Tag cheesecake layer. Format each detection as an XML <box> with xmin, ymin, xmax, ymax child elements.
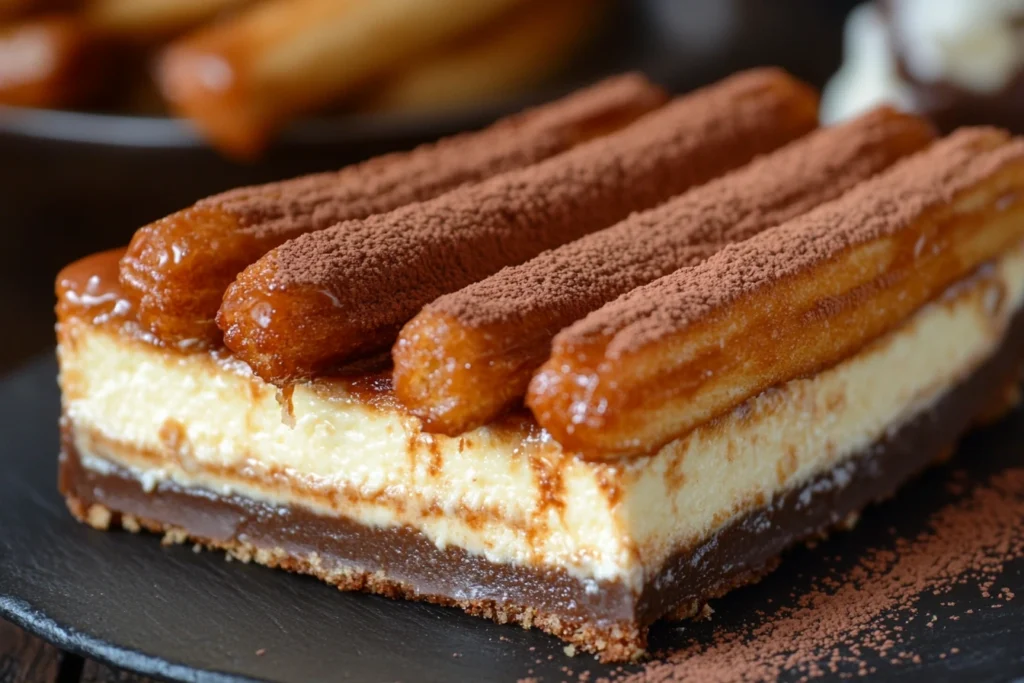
<box><xmin>60</xmin><ymin>287</ymin><xmax>1024</xmax><ymax>659</ymax></box>
<box><xmin>58</xmin><ymin>243</ymin><xmax>1024</xmax><ymax>591</ymax></box>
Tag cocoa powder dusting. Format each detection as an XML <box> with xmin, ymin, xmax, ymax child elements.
<box><xmin>426</xmin><ymin>107</ymin><xmax>934</xmax><ymax>334</ymax></box>
<box><xmin>201</xmin><ymin>73</ymin><xmax>666</xmax><ymax>241</ymax></box>
<box><xmin>219</xmin><ymin>69</ymin><xmax>820</xmax><ymax>380</ymax></box>
<box><xmin>605</xmin><ymin>468</ymin><xmax>1024</xmax><ymax>682</ymax></box>
<box><xmin>260</xmin><ymin>68</ymin><xmax>815</xmax><ymax>345</ymax></box>
<box><xmin>564</xmin><ymin>128</ymin><xmax>1024</xmax><ymax>356</ymax></box>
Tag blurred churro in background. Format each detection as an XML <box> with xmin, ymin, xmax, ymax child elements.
<box><xmin>85</xmin><ymin>0</ymin><xmax>254</xmax><ymax>41</ymax></box>
<box><xmin>0</xmin><ymin>0</ymin><xmax>71</xmax><ymax>20</ymax></box>
<box><xmin>159</xmin><ymin>0</ymin><xmax>539</xmax><ymax>157</ymax></box>
<box><xmin>0</xmin><ymin>0</ymin><xmax>39</xmax><ymax>19</ymax></box>
<box><xmin>0</xmin><ymin>0</ymin><xmax>607</xmax><ymax>157</ymax></box>
<box><xmin>362</xmin><ymin>0</ymin><xmax>601</xmax><ymax>114</ymax></box>
<box><xmin>0</xmin><ymin>15</ymin><xmax>108</xmax><ymax>108</ymax></box>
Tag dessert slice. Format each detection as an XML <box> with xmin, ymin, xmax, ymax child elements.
<box><xmin>56</xmin><ymin>73</ymin><xmax>1024</xmax><ymax>663</ymax></box>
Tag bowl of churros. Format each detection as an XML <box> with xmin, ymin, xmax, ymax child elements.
<box><xmin>0</xmin><ymin>0</ymin><xmax>858</xmax><ymax>263</ymax></box>
<box><xmin>0</xmin><ymin>0</ymin><xmax>685</xmax><ymax>240</ymax></box>
<box><xmin>0</xmin><ymin>0</ymin><xmax>631</xmax><ymax>156</ymax></box>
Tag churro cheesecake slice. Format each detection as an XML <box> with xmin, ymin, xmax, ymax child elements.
<box><xmin>56</xmin><ymin>70</ymin><xmax>1024</xmax><ymax>662</ymax></box>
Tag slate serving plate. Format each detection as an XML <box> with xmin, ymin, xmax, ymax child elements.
<box><xmin>1</xmin><ymin>354</ymin><xmax>1023</xmax><ymax>682</ymax></box>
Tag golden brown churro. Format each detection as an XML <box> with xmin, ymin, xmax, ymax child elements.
<box><xmin>0</xmin><ymin>0</ymin><xmax>40</xmax><ymax>19</ymax></box>
<box><xmin>393</xmin><ymin>108</ymin><xmax>937</xmax><ymax>435</ymax></box>
<box><xmin>157</xmin><ymin>0</ymin><xmax>531</xmax><ymax>157</ymax></box>
<box><xmin>216</xmin><ymin>69</ymin><xmax>820</xmax><ymax>384</ymax></box>
<box><xmin>363</xmin><ymin>0</ymin><xmax>599</xmax><ymax>113</ymax></box>
<box><xmin>85</xmin><ymin>0</ymin><xmax>253</xmax><ymax>40</ymax></box>
<box><xmin>0</xmin><ymin>15</ymin><xmax>106</xmax><ymax>107</ymax></box>
<box><xmin>528</xmin><ymin>129</ymin><xmax>1024</xmax><ymax>459</ymax></box>
<box><xmin>118</xmin><ymin>73</ymin><xmax>666</xmax><ymax>346</ymax></box>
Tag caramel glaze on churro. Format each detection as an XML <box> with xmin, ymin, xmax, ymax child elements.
<box><xmin>118</xmin><ymin>73</ymin><xmax>667</xmax><ymax>347</ymax></box>
<box><xmin>393</xmin><ymin>107</ymin><xmax>937</xmax><ymax>435</ymax></box>
<box><xmin>529</xmin><ymin>128</ymin><xmax>1024</xmax><ymax>459</ymax></box>
<box><xmin>217</xmin><ymin>68</ymin><xmax>820</xmax><ymax>384</ymax></box>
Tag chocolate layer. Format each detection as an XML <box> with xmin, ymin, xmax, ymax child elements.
<box><xmin>59</xmin><ymin>305</ymin><xmax>1024</xmax><ymax>655</ymax></box>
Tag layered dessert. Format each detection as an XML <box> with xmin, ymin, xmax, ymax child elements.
<box><xmin>56</xmin><ymin>68</ymin><xmax>1024</xmax><ymax>661</ymax></box>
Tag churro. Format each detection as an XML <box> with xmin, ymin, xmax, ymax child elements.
<box><xmin>393</xmin><ymin>108</ymin><xmax>937</xmax><ymax>434</ymax></box>
<box><xmin>363</xmin><ymin>0</ymin><xmax>599</xmax><ymax>113</ymax></box>
<box><xmin>529</xmin><ymin>128</ymin><xmax>1024</xmax><ymax>459</ymax></box>
<box><xmin>120</xmin><ymin>73</ymin><xmax>666</xmax><ymax>346</ymax></box>
<box><xmin>0</xmin><ymin>15</ymin><xmax>106</xmax><ymax>107</ymax></box>
<box><xmin>218</xmin><ymin>68</ymin><xmax>820</xmax><ymax>384</ymax></box>
<box><xmin>85</xmin><ymin>0</ymin><xmax>253</xmax><ymax>40</ymax></box>
<box><xmin>157</xmin><ymin>0</ymin><xmax>531</xmax><ymax>157</ymax></box>
<box><xmin>0</xmin><ymin>0</ymin><xmax>40</xmax><ymax>19</ymax></box>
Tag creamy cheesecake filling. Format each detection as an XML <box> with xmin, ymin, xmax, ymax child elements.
<box><xmin>57</xmin><ymin>243</ymin><xmax>1024</xmax><ymax>591</ymax></box>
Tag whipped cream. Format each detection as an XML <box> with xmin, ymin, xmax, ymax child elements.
<box><xmin>822</xmin><ymin>0</ymin><xmax>1024</xmax><ymax>123</ymax></box>
<box><xmin>892</xmin><ymin>0</ymin><xmax>1024</xmax><ymax>93</ymax></box>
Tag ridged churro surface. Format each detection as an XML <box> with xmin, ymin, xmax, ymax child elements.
<box><xmin>0</xmin><ymin>16</ymin><xmax>107</xmax><ymax>108</ymax></box>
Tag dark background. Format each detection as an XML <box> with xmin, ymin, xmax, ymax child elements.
<box><xmin>0</xmin><ymin>0</ymin><xmax>859</xmax><ymax>375</ymax></box>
